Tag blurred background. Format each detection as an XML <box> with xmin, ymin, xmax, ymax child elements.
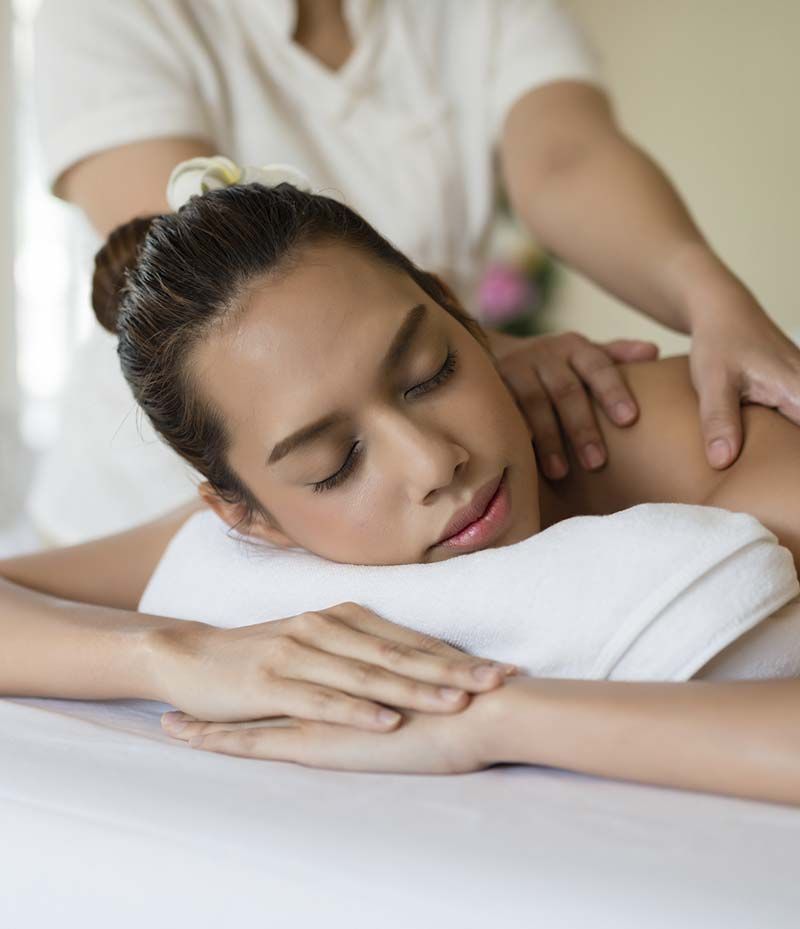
<box><xmin>0</xmin><ymin>0</ymin><xmax>798</xmax><ymax>551</ymax></box>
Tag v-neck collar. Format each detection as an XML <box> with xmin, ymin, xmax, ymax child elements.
<box><xmin>248</xmin><ymin>0</ymin><xmax>384</xmax><ymax>116</ymax></box>
<box><xmin>259</xmin><ymin>0</ymin><xmax>378</xmax><ymax>77</ymax></box>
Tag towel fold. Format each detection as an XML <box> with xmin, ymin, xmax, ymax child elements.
<box><xmin>139</xmin><ymin>503</ymin><xmax>800</xmax><ymax>682</ymax></box>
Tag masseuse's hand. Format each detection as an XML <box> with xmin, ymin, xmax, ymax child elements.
<box><xmin>153</xmin><ymin>601</ymin><xmax>515</xmax><ymax>730</ymax></box>
<box><xmin>689</xmin><ymin>300</ymin><xmax>800</xmax><ymax>469</ymax></box>
<box><xmin>488</xmin><ymin>329</ymin><xmax>659</xmax><ymax>479</ymax></box>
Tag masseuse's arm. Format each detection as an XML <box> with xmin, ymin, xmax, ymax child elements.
<box><xmin>57</xmin><ymin>137</ymin><xmax>216</xmax><ymax>237</ymax></box>
<box><xmin>501</xmin><ymin>80</ymin><xmax>800</xmax><ymax>472</ymax></box>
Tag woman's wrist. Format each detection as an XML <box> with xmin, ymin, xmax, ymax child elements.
<box><xmin>472</xmin><ymin>675</ymin><xmax>552</xmax><ymax>766</ymax></box>
<box><xmin>141</xmin><ymin>616</ymin><xmax>216</xmax><ymax>703</ymax></box>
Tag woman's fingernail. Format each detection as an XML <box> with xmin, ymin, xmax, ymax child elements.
<box><xmin>167</xmin><ymin>720</ymin><xmax>188</xmax><ymax>733</ymax></box>
<box><xmin>545</xmin><ymin>453</ymin><xmax>567</xmax><ymax>479</ymax></box>
<box><xmin>502</xmin><ymin>664</ymin><xmax>519</xmax><ymax>676</ymax></box>
<box><xmin>377</xmin><ymin>709</ymin><xmax>402</xmax><ymax>726</ymax></box>
<box><xmin>439</xmin><ymin>687</ymin><xmax>466</xmax><ymax>702</ymax></box>
<box><xmin>708</xmin><ymin>438</ymin><xmax>730</xmax><ymax>467</ymax></box>
<box><xmin>473</xmin><ymin>664</ymin><xmax>501</xmax><ymax>683</ymax></box>
<box><xmin>613</xmin><ymin>401</ymin><xmax>635</xmax><ymax>423</ymax></box>
<box><xmin>581</xmin><ymin>443</ymin><xmax>605</xmax><ymax>469</ymax></box>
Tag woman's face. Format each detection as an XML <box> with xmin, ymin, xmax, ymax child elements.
<box><xmin>193</xmin><ymin>242</ymin><xmax>542</xmax><ymax>564</ymax></box>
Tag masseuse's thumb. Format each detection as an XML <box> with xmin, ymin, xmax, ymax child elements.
<box><xmin>697</xmin><ymin>369</ymin><xmax>743</xmax><ymax>469</ymax></box>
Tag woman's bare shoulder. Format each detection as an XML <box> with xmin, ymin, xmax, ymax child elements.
<box><xmin>583</xmin><ymin>354</ymin><xmax>720</xmax><ymax>510</ymax></box>
<box><xmin>0</xmin><ymin>498</ymin><xmax>207</xmax><ymax>612</ymax></box>
<box><xmin>591</xmin><ymin>353</ymin><xmax>800</xmax><ymax>565</ymax></box>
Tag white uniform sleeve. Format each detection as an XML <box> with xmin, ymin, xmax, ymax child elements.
<box><xmin>33</xmin><ymin>0</ymin><xmax>214</xmax><ymax>196</ymax></box>
<box><xmin>489</xmin><ymin>0</ymin><xmax>605</xmax><ymax>142</ymax></box>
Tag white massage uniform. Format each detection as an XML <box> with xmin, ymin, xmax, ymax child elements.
<box><xmin>31</xmin><ymin>0</ymin><xmax>602</xmax><ymax>544</ymax></box>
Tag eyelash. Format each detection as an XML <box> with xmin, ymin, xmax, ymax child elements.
<box><xmin>311</xmin><ymin>348</ymin><xmax>460</xmax><ymax>494</ymax></box>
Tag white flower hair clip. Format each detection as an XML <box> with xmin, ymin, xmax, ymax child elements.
<box><xmin>166</xmin><ymin>155</ymin><xmax>313</xmax><ymax>212</ymax></box>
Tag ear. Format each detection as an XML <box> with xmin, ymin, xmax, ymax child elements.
<box><xmin>197</xmin><ymin>483</ymin><xmax>301</xmax><ymax>550</ymax></box>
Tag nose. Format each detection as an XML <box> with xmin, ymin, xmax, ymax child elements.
<box><xmin>377</xmin><ymin>411</ymin><xmax>469</xmax><ymax>501</ymax></box>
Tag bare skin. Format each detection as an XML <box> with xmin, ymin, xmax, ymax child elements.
<box><xmin>167</xmin><ymin>345</ymin><xmax>800</xmax><ymax>806</ymax></box>
<box><xmin>4</xmin><ymin>240</ymin><xmax>798</xmax><ymax>802</ymax></box>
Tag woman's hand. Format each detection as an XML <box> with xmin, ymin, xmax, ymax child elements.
<box><xmin>487</xmin><ymin>329</ymin><xmax>659</xmax><ymax>479</ymax></box>
<box><xmin>161</xmin><ymin>676</ymin><xmax>512</xmax><ymax>774</ymax></box>
<box><xmin>151</xmin><ymin>601</ymin><xmax>515</xmax><ymax>731</ymax></box>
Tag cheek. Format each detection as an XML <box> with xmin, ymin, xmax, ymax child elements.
<box><xmin>470</xmin><ymin>362</ymin><xmax>528</xmax><ymax>434</ymax></box>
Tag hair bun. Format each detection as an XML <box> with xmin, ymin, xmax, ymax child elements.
<box><xmin>92</xmin><ymin>216</ymin><xmax>156</xmax><ymax>334</ymax></box>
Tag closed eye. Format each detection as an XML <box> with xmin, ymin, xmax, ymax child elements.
<box><xmin>311</xmin><ymin>348</ymin><xmax>460</xmax><ymax>493</ymax></box>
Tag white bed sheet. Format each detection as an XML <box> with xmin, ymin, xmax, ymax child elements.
<box><xmin>1</xmin><ymin>694</ymin><xmax>799</xmax><ymax>928</ymax></box>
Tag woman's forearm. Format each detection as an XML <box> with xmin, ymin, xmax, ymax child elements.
<box><xmin>485</xmin><ymin>676</ymin><xmax>800</xmax><ymax>806</ymax></box>
<box><xmin>0</xmin><ymin>575</ymin><xmax>191</xmax><ymax>701</ymax></box>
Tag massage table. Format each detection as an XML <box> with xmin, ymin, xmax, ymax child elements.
<box><xmin>2</xmin><ymin>692</ymin><xmax>799</xmax><ymax>927</ymax></box>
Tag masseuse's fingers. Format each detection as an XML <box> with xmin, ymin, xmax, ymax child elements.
<box><xmin>535</xmin><ymin>351</ymin><xmax>609</xmax><ymax>473</ymax></box>
<box><xmin>285</xmin><ymin>603</ymin><xmax>515</xmax><ymax>695</ymax></box>
<box><xmin>600</xmin><ymin>338</ymin><xmax>660</xmax><ymax>364</ymax></box>
<box><xmin>695</xmin><ymin>368</ymin><xmax>744</xmax><ymax>470</ymax></box>
<box><xmin>570</xmin><ymin>339</ymin><xmax>656</xmax><ymax>427</ymax></box>
<box><xmin>498</xmin><ymin>356</ymin><xmax>568</xmax><ymax>480</ymax></box>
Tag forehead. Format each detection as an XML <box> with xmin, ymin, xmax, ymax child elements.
<box><xmin>192</xmin><ymin>242</ymin><xmax>430</xmax><ymax>431</ymax></box>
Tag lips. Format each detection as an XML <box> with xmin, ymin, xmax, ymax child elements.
<box><xmin>435</xmin><ymin>471</ymin><xmax>505</xmax><ymax>545</ymax></box>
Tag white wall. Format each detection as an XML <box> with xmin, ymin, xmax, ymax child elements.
<box><xmin>549</xmin><ymin>0</ymin><xmax>800</xmax><ymax>353</ymax></box>
<box><xmin>0</xmin><ymin>0</ymin><xmax>24</xmax><ymax>526</ymax></box>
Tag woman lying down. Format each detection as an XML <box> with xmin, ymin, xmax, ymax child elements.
<box><xmin>2</xmin><ymin>163</ymin><xmax>800</xmax><ymax>807</ymax></box>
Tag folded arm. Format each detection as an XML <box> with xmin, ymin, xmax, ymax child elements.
<box><xmin>170</xmin><ymin>669</ymin><xmax>800</xmax><ymax>807</ymax></box>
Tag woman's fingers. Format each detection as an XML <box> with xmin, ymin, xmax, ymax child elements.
<box><xmin>167</xmin><ymin>671</ymin><xmax>403</xmax><ymax>731</ymax></box>
<box><xmin>320</xmin><ymin>601</ymin><xmax>469</xmax><ymax>659</ymax></box>
<box><xmin>277</xmin><ymin>637</ymin><xmax>478</xmax><ymax>714</ymax></box>
<box><xmin>294</xmin><ymin>603</ymin><xmax>515</xmax><ymax>692</ymax></box>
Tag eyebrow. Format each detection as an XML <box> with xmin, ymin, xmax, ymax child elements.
<box><xmin>266</xmin><ymin>303</ymin><xmax>428</xmax><ymax>467</ymax></box>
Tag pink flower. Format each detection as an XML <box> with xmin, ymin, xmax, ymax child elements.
<box><xmin>478</xmin><ymin>263</ymin><xmax>533</xmax><ymax>323</ymax></box>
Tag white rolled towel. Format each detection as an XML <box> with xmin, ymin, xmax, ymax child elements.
<box><xmin>139</xmin><ymin>503</ymin><xmax>800</xmax><ymax>682</ymax></box>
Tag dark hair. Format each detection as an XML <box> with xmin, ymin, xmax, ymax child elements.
<box><xmin>92</xmin><ymin>182</ymin><xmax>490</xmax><ymax>533</ymax></box>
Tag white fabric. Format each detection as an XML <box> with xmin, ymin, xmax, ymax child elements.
<box><xmin>2</xmin><ymin>690</ymin><xmax>800</xmax><ymax>928</ymax></box>
<box><xmin>139</xmin><ymin>503</ymin><xmax>800</xmax><ymax>682</ymax></box>
<box><xmin>30</xmin><ymin>0</ymin><xmax>602</xmax><ymax>545</ymax></box>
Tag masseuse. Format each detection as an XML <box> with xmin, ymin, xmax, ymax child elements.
<box><xmin>31</xmin><ymin>0</ymin><xmax>800</xmax><ymax>545</ymax></box>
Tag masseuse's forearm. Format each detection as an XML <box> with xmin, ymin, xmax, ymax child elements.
<box><xmin>502</xmin><ymin>90</ymin><xmax>752</xmax><ymax>334</ymax></box>
<box><xmin>487</xmin><ymin>676</ymin><xmax>800</xmax><ymax>806</ymax></box>
<box><xmin>0</xmin><ymin>575</ymin><xmax>189</xmax><ymax>701</ymax></box>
